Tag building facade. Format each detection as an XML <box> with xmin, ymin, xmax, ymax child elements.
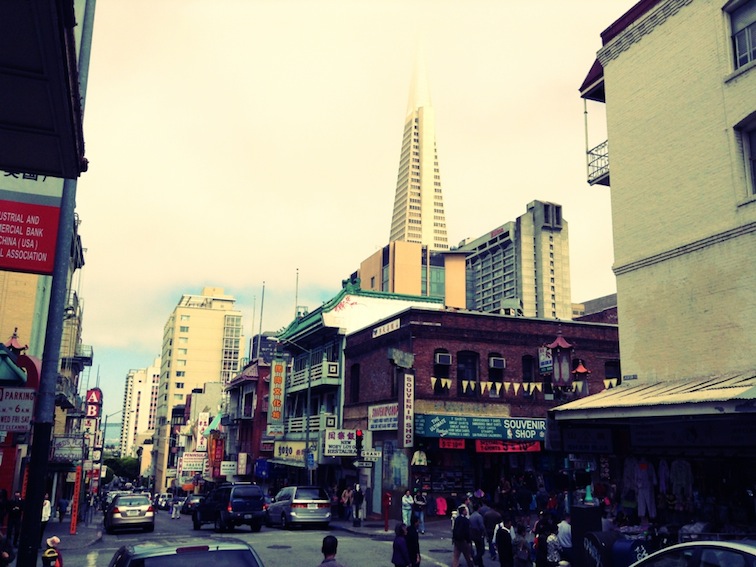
<box><xmin>153</xmin><ymin>287</ymin><xmax>244</xmax><ymax>492</ymax></box>
<box><xmin>458</xmin><ymin>200</ymin><xmax>572</xmax><ymax>319</ymax></box>
<box><xmin>120</xmin><ymin>356</ymin><xmax>160</xmax><ymax>459</ymax></box>
<box><xmin>580</xmin><ymin>0</ymin><xmax>755</xmax><ymax>381</ymax></box>
<box><xmin>389</xmin><ymin>54</ymin><xmax>449</xmax><ymax>251</ymax></box>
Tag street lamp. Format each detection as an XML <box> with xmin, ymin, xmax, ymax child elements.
<box><xmin>270</xmin><ymin>337</ymin><xmax>314</xmax><ymax>484</ymax></box>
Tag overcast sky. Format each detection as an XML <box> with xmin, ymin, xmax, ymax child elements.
<box><xmin>75</xmin><ymin>0</ymin><xmax>635</xmax><ymax>415</ymax></box>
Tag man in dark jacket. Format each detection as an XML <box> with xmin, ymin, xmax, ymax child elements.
<box><xmin>6</xmin><ymin>492</ymin><xmax>23</xmax><ymax>547</ymax></box>
<box><xmin>469</xmin><ymin>503</ymin><xmax>486</xmax><ymax>567</ymax></box>
<box><xmin>406</xmin><ymin>515</ymin><xmax>421</xmax><ymax>567</ymax></box>
<box><xmin>452</xmin><ymin>505</ymin><xmax>474</xmax><ymax>567</ymax></box>
<box><xmin>484</xmin><ymin>505</ymin><xmax>503</xmax><ymax>560</ymax></box>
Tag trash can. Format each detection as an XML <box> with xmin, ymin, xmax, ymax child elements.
<box><xmin>583</xmin><ymin>531</ymin><xmax>621</xmax><ymax>567</ymax></box>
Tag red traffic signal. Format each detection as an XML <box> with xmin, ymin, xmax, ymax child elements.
<box><xmin>355</xmin><ymin>429</ymin><xmax>364</xmax><ymax>457</ymax></box>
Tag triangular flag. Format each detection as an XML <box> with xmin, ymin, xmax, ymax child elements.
<box><xmin>469</xmin><ymin>381</ymin><xmax>476</xmax><ymax>391</ymax></box>
<box><xmin>534</xmin><ymin>383</ymin><xmax>543</xmax><ymax>392</ymax></box>
<box><xmin>443</xmin><ymin>378</ymin><xmax>452</xmax><ymax>389</ymax></box>
<box><xmin>495</xmin><ymin>382</ymin><xmax>503</xmax><ymax>395</ymax></box>
<box><xmin>462</xmin><ymin>380</ymin><xmax>469</xmax><ymax>392</ymax></box>
<box><xmin>573</xmin><ymin>380</ymin><xmax>583</xmax><ymax>393</ymax></box>
<box><xmin>610</xmin><ymin>378</ymin><xmax>618</xmax><ymax>388</ymax></box>
<box><xmin>503</xmin><ymin>382</ymin><xmax>511</xmax><ymax>394</ymax></box>
<box><xmin>431</xmin><ymin>377</ymin><xmax>437</xmax><ymax>389</ymax></box>
<box><xmin>603</xmin><ymin>379</ymin><xmax>611</xmax><ymax>389</ymax></box>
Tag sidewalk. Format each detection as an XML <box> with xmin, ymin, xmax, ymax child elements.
<box><xmin>330</xmin><ymin>513</ymin><xmax>451</xmax><ymax>541</ymax></box>
<box><xmin>42</xmin><ymin>516</ymin><xmax>103</xmax><ymax>552</ymax></box>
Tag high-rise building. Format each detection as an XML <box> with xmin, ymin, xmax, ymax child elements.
<box><xmin>389</xmin><ymin>54</ymin><xmax>449</xmax><ymax>251</ymax></box>
<box><xmin>121</xmin><ymin>356</ymin><xmax>160</xmax><ymax>459</ymax></box>
<box><xmin>458</xmin><ymin>200</ymin><xmax>572</xmax><ymax>319</ymax></box>
<box><xmin>153</xmin><ymin>287</ymin><xmax>244</xmax><ymax>492</ymax></box>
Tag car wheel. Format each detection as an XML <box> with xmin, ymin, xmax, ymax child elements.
<box><xmin>280</xmin><ymin>513</ymin><xmax>289</xmax><ymax>530</ymax></box>
<box><xmin>214</xmin><ymin>517</ymin><xmax>223</xmax><ymax>532</ymax></box>
<box><xmin>144</xmin><ymin>524</ymin><xmax>154</xmax><ymax>533</ymax></box>
<box><xmin>192</xmin><ymin>513</ymin><xmax>201</xmax><ymax>530</ymax></box>
<box><xmin>251</xmin><ymin>521</ymin><xmax>262</xmax><ymax>532</ymax></box>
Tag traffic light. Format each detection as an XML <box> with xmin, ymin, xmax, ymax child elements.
<box><xmin>355</xmin><ymin>429</ymin><xmax>363</xmax><ymax>458</ymax></box>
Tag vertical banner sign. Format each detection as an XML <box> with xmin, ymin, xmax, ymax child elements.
<box><xmin>399</xmin><ymin>373</ymin><xmax>414</xmax><ymax>449</ymax></box>
<box><xmin>538</xmin><ymin>347</ymin><xmax>553</xmax><ymax>375</ymax></box>
<box><xmin>267</xmin><ymin>358</ymin><xmax>286</xmax><ymax>437</ymax></box>
<box><xmin>0</xmin><ymin>174</ymin><xmax>63</xmax><ymax>275</ymax></box>
<box><xmin>196</xmin><ymin>412</ymin><xmax>209</xmax><ymax>452</ymax></box>
<box><xmin>70</xmin><ymin>466</ymin><xmax>82</xmax><ymax>535</ymax></box>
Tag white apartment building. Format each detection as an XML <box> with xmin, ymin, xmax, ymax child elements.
<box><xmin>120</xmin><ymin>356</ymin><xmax>160</xmax><ymax>458</ymax></box>
<box><xmin>153</xmin><ymin>287</ymin><xmax>244</xmax><ymax>492</ymax></box>
<box><xmin>579</xmin><ymin>0</ymin><xmax>756</xmax><ymax>380</ymax></box>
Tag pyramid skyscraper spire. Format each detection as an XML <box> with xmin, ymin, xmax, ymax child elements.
<box><xmin>389</xmin><ymin>51</ymin><xmax>449</xmax><ymax>251</ymax></box>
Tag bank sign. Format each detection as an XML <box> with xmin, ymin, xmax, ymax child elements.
<box><xmin>414</xmin><ymin>414</ymin><xmax>546</xmax><ymax>441</ymax></box>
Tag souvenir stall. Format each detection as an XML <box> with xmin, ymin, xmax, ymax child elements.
<box><xmin>549</xmin><ymin>374</ymin><xmax>756</xmax><ymax>567</ymax></box>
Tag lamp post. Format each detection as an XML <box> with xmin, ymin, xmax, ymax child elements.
<box><xmin>271</xmin><ymin>337</ymin><xmax>314</xmax><ymax>484</ymax></box>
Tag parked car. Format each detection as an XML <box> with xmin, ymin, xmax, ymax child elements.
<box><xmin>192</xmin><ymin>483</ymin><xmax>266</xmax><ymax>532</ymax></box>
<box><xmin>107</xmin><ymin>538</ymin><xmax>265</xmax><ymax>567</ymax></box>
<box><xmin>181</xmin><ymin>494</ymin><xmax>205</xmax><ymax>515</ymax></box>
<box><xmin>156</xmin><ymin>492</ymin><xmax>172</xmax><ymax>510</ymax></box>
<box><xmin>628</xmin><ymin>540</ymin><xmax>756</xmax><ymax>567</ymax></box>
<box><xmin>265</xmin><ymin>485</ymin><xmax>331</xmax><ymax>529</ymax></box>
<box><xmin>102</xmin><ymin>490</ymin><xmax>130</xmax><ymax>513</ymax></box>
<box><xmin>103</xmin><ymin>493</ymin><xmax>155</xmax><ymax>534</ymax></box>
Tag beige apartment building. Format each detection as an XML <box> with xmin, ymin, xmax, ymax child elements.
<box><xmin>153</xmin><ymin>287</ymin><xmax>244</xmax><ymax>492</ymax></box>
<box><xmin>580</xmin><ymin>0</ymin><xmax>755</xmax><ymax>381</ymax></box>
<box><xmin>120</xmin><ymin>356</ymin><xmax>160</xmax><ymax>459</ymax></box>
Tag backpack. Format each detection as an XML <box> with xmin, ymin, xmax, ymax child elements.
<box><xmin>516</xmin><ymin>539</ymin><xmax>530</xmax><ymax>561</ymax></box>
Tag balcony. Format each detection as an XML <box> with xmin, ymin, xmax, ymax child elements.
<box><xmin>286</xmin><ymin>361</ymin><xmax>340</xmax><ymax>392</ymax></box>
<box><xmin>285</xmin><ymin>414</ymin><xmax>322</xmax><ymax>435</ymax></box>
<box><xmin>587</xmin><ymin>140</ymin><xmax>610</xmax><ymax>186</ymax></box>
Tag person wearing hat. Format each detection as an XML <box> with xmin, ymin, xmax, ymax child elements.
<box><xmin>42</xmin><ymin>535</ymin><xmax>63</xmax><ymax>567</ymax></box>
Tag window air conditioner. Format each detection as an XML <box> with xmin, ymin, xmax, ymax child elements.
<box><xmin>435</xmin><ymin>353</ymin><xmax>452</xmax><ymax>365</ymax></box>
<box><xmin>489</xmin><ymin>357</ymin><xmax>506</xmax><ymax>369</ymax></box>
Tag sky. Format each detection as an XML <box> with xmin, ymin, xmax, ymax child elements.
<box><xmin>74</xmin><ymin>0</ymin><xmax>636</xmax><ymax>416</ymax></box>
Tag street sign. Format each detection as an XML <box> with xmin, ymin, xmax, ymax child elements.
<box><xmin>361</xmin><ymin>449</ymin><xmax>382</xmax><ymax>461</ymax></box>
<box><xmin>353</xmin><ymin>460</ymin><xmax>374</xmax><ymax>468</ymax></box>
<box><xmin>306</xmin><ymin>451</ymin><xmax>316</xmax><ymax>470</ymax></box>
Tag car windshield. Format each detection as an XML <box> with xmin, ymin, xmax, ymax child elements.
<box><xmin>133</xmin><ymin>549</ymin><xmax>261</xmax><ymax>567</ymax></box>
<box><xmin>295</xmin><ymin>488</ymin><xmax>328</xmax><ymax>500</ymax></box>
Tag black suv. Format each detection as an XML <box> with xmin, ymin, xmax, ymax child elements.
<box><xmin>192</xmin><ymin>482</ymin><xmax>266</xmax><ymax>532</ymax></box>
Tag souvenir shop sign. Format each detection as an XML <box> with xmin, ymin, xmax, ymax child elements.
<box><xmin>414</xmin><ymin>414</ymin><xmax>546</xmax><ymax>441</ymax></box>
<box><xmin>475</xmin><ymin>440</ymin><xmax>541</xmax><ymax>453</ymax></box>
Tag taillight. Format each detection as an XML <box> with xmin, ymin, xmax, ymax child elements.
<box><xmin>318</xmin><ymin>503</ymin><xmax>329</xmax><ymax>508</ymax></box>
<box><xmin>112</xmin><ymin>507</ymin><xmax>120</xmax><ymax>514</ymax></box>
<box><xmin>291</xmin><ymin>503</ymin><xmax>307</xmax><ymax>509</ymax></box>
<box><xmin>147</xmin><ymin>505</ymin><xmax>155</xmax><ymax>512</ymax></box>
<box><xmin>227</xmin><ymin>501</ymin><xmax>233</xmax><ymax>513</ymax></box>
<box><xmin>263</xmin><ymin>503</ymin><xmax>269</xmax><ymax>511</ymax></box>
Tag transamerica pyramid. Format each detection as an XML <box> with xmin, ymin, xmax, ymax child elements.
<box><xmin>388</xmin><ymin>51</ymin><xmax>449</xmax><ymax>251</ymax></box>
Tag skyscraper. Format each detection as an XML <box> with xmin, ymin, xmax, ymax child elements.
<box><xmin>389</xmin><ymin>53</ymin><xmax>449</xmax><ymax>251</ymax></box>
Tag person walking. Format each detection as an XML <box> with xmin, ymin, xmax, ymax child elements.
<box><xmin>413</xmin><ymin>491</ymin><xmax>427</xmax><ymax>534</ymax></box>
<box><xmin>484</xmin><ymin>505</ymin><xmax>503</xmax><ymax>560</ymax></box>
<box><xmin>341</xmin><ymin>486</ymin><xmax>353</xmax><ymax>521</ymax></box>
<box><xmin>40</xmin><ymin>493</ymin><xmax>52</xmax><ymax>547</ymax></box>
<box><xmin>57</xmin><ymin>496</ymin><xmax>68</xmax><ymax>523</ymax></box>
<box><xmin>512</xmin><ymin>524</ymin><xmax>531</xmax><ymax>567</ymax></box>
<box><xmin>469</xmin><ymin>503</ymin><xmax>486</xmax><ymax>567</ymax></box>
<box><xmin>494</xmin><ymin>516</ymin><xmax>514</xmax><ymax>567</ymax></box>
<box><xmin>406</xmin><ymin>515</ymin><xmax>421</xmax><ymax>567</ymax></box>
<box><xmin>391</xmin><ymin>523</ymin><xmax>411</xmax><ymax>567</ymax></box>
<box><xmin>401</xmin><ymin>489</ymin><xmax>413</xmax><ymax>526</ymax></box>
<box><xmin>557</xmin><ymin>513</ymin><xmax>572</xmax><ymax>566</ymax></box>
<box><xmin>317</xmin><ymin>535</ymin><xmax>347</xmax><ymax>567</ymax></box>
<box><xmin>451</xmin><ymin>504</ymin><xmax>474</xmax><ymax>567</ymax></box>
<box><xmin>170</xmin><ymin>495</ymin><xmax>181</xmax><ymax>519</ymax></box>
<box><xmin>6</xmin><ymin>492</ymin><xmax>22</xmax><ymax>547</ymax></box>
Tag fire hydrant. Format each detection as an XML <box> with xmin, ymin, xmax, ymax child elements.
<box><xmin>382</xmin><ymin>491</ymin><xmax>393</xmax><ymax>532</ymax></box>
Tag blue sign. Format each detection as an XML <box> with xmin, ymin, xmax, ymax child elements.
<box><xmin>414</xmin><ymin>413</ymin><xmax>546</xmax><ymax>441</ymax></box>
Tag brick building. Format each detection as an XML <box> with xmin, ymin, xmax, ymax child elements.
<box><xmin>342</xmin><ymin>306</ymin><xmax>619</xmax><ymax>515</ymax></box>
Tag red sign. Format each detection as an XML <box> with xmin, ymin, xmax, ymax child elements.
<box><xmin>475</xmin><ymin>440</ymin><xmax>541</xmax><ymax>453</ymax></box>
<box><xmin>0</xmin><ymin>200</ymin><xmax>60</xmax><ymax>274</ymax></box>
<box><xmin>439</xmin><ymin>438</ymin><xmax>466</xmax><ymax>449</ymax></box>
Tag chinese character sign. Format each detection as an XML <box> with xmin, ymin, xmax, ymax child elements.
<box><xmin>267</xmin><ymin>358</ymin><xmax>286</xmax><ymax>437</ymax></box>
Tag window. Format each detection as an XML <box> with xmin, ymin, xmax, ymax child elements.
<box><xmin>350</xmin><ymin>364</ymin><xmax>360</xmax><ymax>403</ymax></box>
<box><xmin>731</xmin><ymin>0</ymin><xmax>756</xmax><ymax>69</ymax></box>
<box><xmin>179</xmin><ymin>326</ymin><xmax>189</xmax><ymax>333</ymax></box>
<box><xmin>180</xmin><ymin>315</ymin><xmax>190</xmax><ymax>322</ymax></box>
<box><xmin>456</xmin><ymin>351</ymin><xmax>479</xmax><ymax>397</ymax></box>
<box><xmin>747</xmin><ymin>127</ymin><xmax>756</xmax><ymax>194</ymax></box>
<box><xmin>175</xmin><ymin>382</ymin><xmax>184</xmax><ymax>389</ymax></box>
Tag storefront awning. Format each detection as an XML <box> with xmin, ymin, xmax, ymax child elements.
<box><xmin>268</xmin><ymin>458</ymin><xmax>306</xmax><ymax>468</ymax></box>
<box><xmin>550</xmin><ymin>371</ymin><xmax>756</xmax><ymax>422</ymax></box>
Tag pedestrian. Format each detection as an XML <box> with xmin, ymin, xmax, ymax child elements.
<box><xmin>557</xmin><ymin>513</ymin><xmax>572</xmax><ymax>565</ymax></box>
<box><xmin>546</xmin><ymin>523</ymin><xmax>562</xmax><ymax>567</ymax></box>
<box><xmin>469</xmin><ymin>503</ymin><xmax>486</xmax><ymax>567</ymax></box>
<box><xmin>401</xmin><ymin>489</ymin><xmax>413</xmax><ymax>526</ymax></box>
<box><xmin>57</xmin><ymin>496</ymin><xmax>69</xmax><ymax>523</ymax></box>
<box><xmin>406</xmin><ymin>515</ymin><xmax>421</xmax><ymax>567</ymax></box>
<box><xmin>6</xmin><ymin>492</ymin><xmax>22</xmax><ymax>547</ymax></box>
<box><xmin>40</xmin><ymin>493</ymin><xmax>52</xmax><ymax>547</ymax></box>
<box><xmin>0</xmin><ymin>489</ymin><xmax>7</xmax><ymax>533</ymax></box>
<box><xmin>493</xmin><ymin>516</ymin><xmax>514</xmax><ymax>567</ymax></box>
<box><xmin>317</xmin><ymin>534</ymin><xmax>347</xmax><ymax>567</ymax></box>
<box><xmin>171</xmin><ymin>495</ymin><xmax>181</xmax><ymax>519</ymax></box>
<box><xmin>42</xmin><ymin>535</ymin><xmax>63</xmax><ymax>567</ymax></box>
<box><xmin>451</xmin><ymin>504</ymin><xmax>474</xmax><ymax>567</ymax></box>
<box><xmin>0</xmin><ymin>533</ymin><xmax>14</xmax><ymax>567</ymax></box>
<box><xmin>391</xmin><ymin>523</ymin><xmax>411</xmax><ymax>567</ymax></box>
<box><xmin>341</xmin><ymin>486</ymin><xmax>353</xmax><ymax>521</ymax></box>
<box><xmin>483</xmin><ymin>505</ymin><xmax>503</xmax><ymax>560</ymax></box>
<box><xmin>413</xmin><ymin>490</ymin><xmax>427</xmax><ymax>534</ymax></box>
<box><xmin>513</xmin><ymin>524</ymin><xmax>531</xmax><ymax>567</ymax></box>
